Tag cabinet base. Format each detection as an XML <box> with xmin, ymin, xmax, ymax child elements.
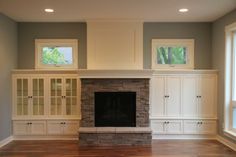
<box><xmin>13</xmin><ymin>135</ymin><xmax>78</xmax><ymax>140</ymax></box>
<box><xmin>152</xmin><ymin>134</ymin><xmax>217</xmax><ymax>139</ymax></box>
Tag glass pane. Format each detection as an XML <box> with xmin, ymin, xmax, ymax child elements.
<box><xmin>17</xmin><ymin>97</ymin><xmax>22</xmax><ymax>115</ymax></box>
<box><xmin>51</xmin><ymin>98</ymin><xmax>56</xmax><ymax>115</ymax></box>
<box><xmin>51</xmin><ymin>79</ymin><xmax>56</xmax><ymax>96</ymax></box>
<box><xmin>66</xmin><ymin>79</ymin><xmax>71</xmax><ymax>96</ymax></box>
<box><xmin>39</xmin><ymin>79</ymin><xmax>44</xmax><ymax>96</ymax></box>
<box><xmin>71</xmin><ymin>98</ymin><xmax>77</xmax><ymax>115</ymax></box>
<box><xmin>33</xmin><ymin>98</ymin><xmax>38</xmax><ymax>115</ymax></box>
<box><xmin>57</xmin><ymin>97</ymin><xmax>62</xmax><ymax>115</ymax></box>
<box><xmin>66</xmin><ymin>98</ymin><xmax>71</xmax><ymax>115</ymax></box>
<box><xmin>23</xmin><ymin>79</ymin><xmax>28</xmax><ymax>96</ymax></box>
<box><xmin>57</xmin><ymin>79</ymin><xmax>62</xmax><ymax>96</ymax></box>
<box><xmin>33</xmin><ymin>79</ymin><xmax>38</xmax><ymax>96</ymax></box>
<box><xmin>157</xmin><ymin>46</ymin><xmax>187</xmax><ymax>65</ymax></box>
<box><xmin>39</xmin><ymin>98</ymin><xmax>44</xmax><ymax>115</ymax></box>
<box><xmin>42</xmin><ymin>47</ymin><xmax>73</xmax><ymax>65</ymax></box>
<box><xmin>72</xmin><ymin>79</ymin><xmax>77</xmax><ymax>96</ymax></box>
<box><xmin>23</xmin><ymin>98</ymin><xmax>28</xmax><ymax>115</ymax></box>
<box><xmin>233</xmin><ymin>108</ymin><xmax>236</xmax><ymax>129</ymax></box>
<box><xmin>17</xmin><ymin>79</ymin><xmax>22</xmax><ymax>96</ymax></box>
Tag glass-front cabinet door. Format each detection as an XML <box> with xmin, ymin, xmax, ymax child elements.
<box><xmin>50</xmin><ymin>78</ymin><xmax>63</xmax><ymax>115</ymax></box>
<box><xmin>16</xmin><ymin>78</ymin><xmax>29</xmax><ymax>116</ymax></box>
<box><xmin>65</xmin><ymin>78</ymin><xmax>78</xmax><ymax>115</ymax></box>
<box><xmin>32</xmin><ymin>78</ymin><xmax>45</xmax><ymax>115</ymax></box>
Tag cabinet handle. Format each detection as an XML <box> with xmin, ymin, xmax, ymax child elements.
<box><xmin>167</xmin><ymin>121</ymin><xmax>169</xmax><ymax>124</ymax></box>
<box><xmin>199</xmin><ymin>96</ymin><xmax>202</xmax><ymax>98</ymax></box>
<box><xmin>60</xmin><ymin>122</ymin><xmax>64</xmax><ymax>124</ymax></box>
<box><xmin>64</xmin><ymin>122</ymin><xmax>66</xmax><ymax>124</ymax></box>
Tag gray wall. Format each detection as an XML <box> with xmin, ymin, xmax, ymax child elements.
<box><xmin>143</xmin><ymin>23</ymin><xmax>212</xmax><ymax>69</ymax></box>
<box><xmin>0</xmin><ymin>14</ymin><xmax>17</xmax><ymax>141</ymax></box>
<box><xmin>18</xmin><ymin>22</ymin><xmax>87</xmax><ymax>69</ymax></box>
<box><xmin>212</xmin><ymin>9</ymin><xmax>236</xmax><ymax>143</ymax></box>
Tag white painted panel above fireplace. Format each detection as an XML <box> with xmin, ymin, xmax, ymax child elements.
<box><xmin>87</xmin><ymin>21</ymin><xmax>143</xmax><ymax>69</ymax></box>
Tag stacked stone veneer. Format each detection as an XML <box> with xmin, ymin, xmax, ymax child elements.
<box><xmin>79</xmin><ymin>79</ymin><xmax>151</xmax><ymax>145</ymax></box>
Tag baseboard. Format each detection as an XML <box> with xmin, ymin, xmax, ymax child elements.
<box><xmin>0</xmin><ymin>136</ymin><xmax>13</xmax><ymax>148</ymax></box>
<box><xmin>13</xmin><ymin>135</ymin><xmax>78</xmax><ymax>140</ymax></box>
<box><xmin>152</xmin><ymin>134</ymin><xmax>217</xmax><ymax>140</ymax></box>
<box><xmin>217</xmin><ymin>135</ymin><xmax>236</xmax><ymax>151</ymax></box>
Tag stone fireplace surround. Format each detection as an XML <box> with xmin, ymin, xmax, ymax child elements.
<box><xmin>78</xmin><ymin>70</ymin><xmax>152</xmax><ymax>145</ymax></box>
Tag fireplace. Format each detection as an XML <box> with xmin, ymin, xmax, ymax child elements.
<box><xmin>79</xmin><ymin>78</ymin><xmax>152</xmax><ymax>145</ymax></box>
<box><xmin>95</xmin><ymin>92</ymin><xmax>136</xmax><ymax>127</ymax></box>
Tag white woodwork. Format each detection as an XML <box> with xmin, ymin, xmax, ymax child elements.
<box><xmin>151</xmin><ymin>77</ymin><xmax>165</xmax><ymax>117</ymax></box>
<box><xmin>182</xmin><ymin>76</ymin><xmax>198</xmax><ymax>117</ymax></box>
<box><xmin>151</xmin><ymin>120</ymin><xmax>183</xmax><ymax>134</ymax></box>
<box><xmin>151</xmin><ymin>120</ymin><xmax>166</xmax><ymax>134</ymax></box>
<box><xmin>87</xmin><ymin>21</ymin><xmax>143</xmax><ymax>69</ymax></box>
<box><xmin>13</xmin><ymin>121</ymin><xmax>46</xmax><ymax>135</ymax></box>
<box><xmin>47</xmin><ymin>120</ymin><xmax>79</xmax><ymax>135</ymax></box>
<box><xmin>166</xmin><ymin>77</ymin><xmax>181</xmax><ymax>117</ymax></box>
<box><xmin>183</xmin><ymin>120</ymin><xmax>216</xmax><ymax>135</ymax></box>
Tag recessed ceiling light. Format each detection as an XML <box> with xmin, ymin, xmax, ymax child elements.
<box><xmin>179</xmin><ymin>8</ymin><xmax>189</xmax><ymax>13</ymax></box>
<box><xmin>44</xmin><ymin>8</ymin><xmax>54</xmax><ymax>13</ymax></box>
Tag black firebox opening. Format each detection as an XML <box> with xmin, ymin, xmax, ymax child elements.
<box><xmin>95</xmin><ymin>92</ymin><xmax>136</xmax><ymax>127</ymax></box>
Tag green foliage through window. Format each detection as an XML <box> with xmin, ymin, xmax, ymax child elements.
<box><xmin>157</xmin><ymin>46</ymin><xmax>187</xmax><ymax>64</ymax></box>
<box><xmin>42</xmin><ymin>47</ymin><xmax>72</xmax><ymax>65</ymax></box>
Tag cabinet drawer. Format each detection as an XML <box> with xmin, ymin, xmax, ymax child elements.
<box><xmin>47</xmin><ymin>120</ymin><xmax>79</xmax><ymax>135</ymax></box>
<box><xmin>183</xmin><ymin>120</ymin><xmax>216</xmax><ymax>135</ymax></box>
<box><xmin>13</xmin><ymin>120</ymin><xmax>46</xmax><ymax>135</ymax></box>
<box><xmin>151</xmin><ymin>120</ymin><xmax>183</xmax><ymax>134</ymax></box>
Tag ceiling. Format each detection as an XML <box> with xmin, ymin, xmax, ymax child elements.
<box><xmin>0</xmin><ymin>0</ymin><xmax>236</xmax><ymax>22</ymax></box>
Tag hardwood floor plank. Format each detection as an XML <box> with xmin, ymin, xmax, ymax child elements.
<box><xmin>0</xmin><ymin>140</ymin><xmax>235</xmax><ymax>157</ymax></box>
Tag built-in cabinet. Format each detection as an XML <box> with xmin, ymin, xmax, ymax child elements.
<box><xmin>12</xmin><ymin>72</ymin><xmax>81</xmax><ymax>139</ymax></box>
<box><xmin>150</xmin><ymin>71</ymin><xmax>217</xmax><ymax>138</ymax></box>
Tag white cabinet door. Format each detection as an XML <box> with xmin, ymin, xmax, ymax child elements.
<box><xmin>183</xmin><ymin>120</ymin><xmax>216</xmax><ymax>135</ymax></box>
<box><xmin>183</xmin><ymin>120</ymin><xmax>198</xmax><ymax>134</ymax></box>
<box><xmin>198</xmin><ymin>121</ymin><xmax>216</xmax><ymax>134</ymax></box>
<box><xmin>63</xmin><ymin>121</ymin><xmax>79</xmax><ymax>135</ymax></box>
<box><xmin>166</xmin><ymin>77</ymin><xmax>181</xmax><ymax>117</ymax></box>
<box><xmin>165</xmin><ymin>120</ymin><xmax>183</xmax><ymax>134</ymax></box>
<box><xmin>151</xmin><ymin>77</ymin><xmax>165</xmax><ymax>117</ymax></box>
<box><xmin>30</xmin><ymin>121</ymin><xmax>46</xmax><ymax>135</ymax></box>
<box><xmin>182</xmin><ymin>76</ymin><xmax>198</xmax><ymax>117</ymax></box>
<box><xmin>13</xmin><ymin>121</ymin><xmax>30</xmax><ymax>135</ymax></box>
<box><xmin>47</xmin><ymin>121</ymin><xmax>64</xmax><ymax>135</ymax></box>
<box><xmin>198</xmin><ymin>76</ymin><xmax>216</xmax><ymax>118</ymax></box>
<box><xmin>151</xmin><ymin>120</ymin><xmax>166</xmax><ymax>134</ymax></box>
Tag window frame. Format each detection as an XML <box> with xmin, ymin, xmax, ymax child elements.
<box><xmin>151</xmin><ymin>39</ymin><xmax>194</xmax><ymax>69</ymax></box>
<box><xmin>35</xmin><ymin>39</ymin><xmax>78</xmax><ymax>70</ymax></box>
<box><xmin>224</xmin><ymin>22</ymin><xmax>236</xmax><ymax>138</ymax></box>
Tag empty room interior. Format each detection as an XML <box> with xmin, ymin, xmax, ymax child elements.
<box><xmin>1</xmin><ymin>0</ymin><xmax>236</xmax><ymax>156</ymax></box>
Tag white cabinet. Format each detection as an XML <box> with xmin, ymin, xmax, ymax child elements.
<box><xmin>183</xmin><ymin>120</ymin><xmax>216</xmax><ymax>135</ymax></box>
<box><xmin>13</xmin><ymin>76</ymin><xmax>46</xmax><ymax>117</ymax></box>
<box><xmin>49</xmin><ymin>77</ymin><xmax>80</xmax><ymax>116</ymax></box>
<box><xmin>47</xmin><ymin>120</ymin><xmax>79</xmax><ymax>135</ymax></box>
<box><xmin>13</xmin><ymin>120</ymin><xmax>46</xmax><ymax>135</ymax></box>
<box><xmin>151</xmin><ymin>120</ymin><xmax>183</xmax><ymax>134</ymax></box>
<box><xmin>151</xmin><ymin>76</ymin><xmax>181</xmax><ymax>117</ymax></box>
<box><xmin>182</xmin><ymin>75</ymin><xmax>217</xmax><ymax>118</ymax></box>
<box><xmin>12</xmin><ymin>72</ymin><xmax>81</xmax><ymax>138</ymax></box>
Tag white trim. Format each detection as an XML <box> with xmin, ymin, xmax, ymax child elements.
<box><xmin>13</xmin><ymin>135</ymin><xmax>78</xmax><ymax>140</ymax></box>
<box><xmin>152</xmin><ymin>39</ymin><xmax>194</xmax><ymax>69</ymax></box>
<box><xmin>217</xmin><ymin>135</ymin><xmax>236</xmax><ymax>151</ymax></box>
<box><xmin>152</xmin><ymin>134</ymin><xmax>217</xmax><ymax>140</ymax></box>
<box><xmin>0</xmin><ymin>136</ymin><xmax>13</xmax><ymax>148</ymax></box>
<box><xmin>35</xmin><ymin>39</ymin><xmax>78</xmax><ymax>70</ymax></box>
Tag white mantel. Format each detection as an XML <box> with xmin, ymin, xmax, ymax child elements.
<box><xmin>78</xmin><ymin>69</ymin><xmax>153</xmax><ymax>78</ymax></box>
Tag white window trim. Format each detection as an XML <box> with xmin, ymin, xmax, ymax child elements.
<box><xmin>224</xmin><ymin>22</ymin><xmax>236</xmax><ymax>136</ymax></box>
<box><xmin>35</xmin><ymin>39</ymin><xmax>78</xmax><ymax>70</ymax></box>
<box><xmin>151</xmin><ymin>39</ymin><xmax>194</xmax><ymax>69</ymax></box>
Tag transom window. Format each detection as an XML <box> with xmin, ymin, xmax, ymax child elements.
<box><xmin>152</xmin><ymin>39</ymin><xmax>194</xmax><ymax>69</ymax></box>
<box><xmin>35</xmin><ymin>39</ymin><xmax>78</xmax><ymax>69</ymax></box>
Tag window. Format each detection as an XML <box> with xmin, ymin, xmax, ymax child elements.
<box><xmin>152</xmin><ymin>39</ymin><xmax>194</xmax><ymax>69</ymax></box>
<box><xmin>35</xmin><ymin>39</ymin><xmax>78</xmax><ymax>69</ymax></box>
<box><xmin>225</xmin><ymin>22</ymin><xmax>236</xmax><ymax>137</ymax></box>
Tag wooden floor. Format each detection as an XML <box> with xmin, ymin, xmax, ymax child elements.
<box><xmin>0</xmin><ymin>140</ymin><xmax>236</xmax><ymax>157</ymax></box>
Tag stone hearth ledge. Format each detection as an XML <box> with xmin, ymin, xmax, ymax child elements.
<box><xmin>79</xmin><ymin>127</ymin><xmax>152</xmax><ymax>134</ymax></box>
